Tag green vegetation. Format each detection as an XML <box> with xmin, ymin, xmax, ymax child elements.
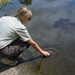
<box><xmin>0</xmin><ymin>0</ymin><xmax>12</xmax><ymax>6</ymax></box>
<box><xmin>19</xmin><ymin>0</ymin><xmax>32</xmax><ymax>5</ymax></box>
<box><xmin>0</xmin><ymin>0</ymin><xmax>32</xmax><ymax>10</ymax></box>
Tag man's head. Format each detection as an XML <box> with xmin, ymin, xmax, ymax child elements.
<box><xmin>16</xmin><ymin>7</ymin><xmax>32</xmax><ymax>24</ymax></box>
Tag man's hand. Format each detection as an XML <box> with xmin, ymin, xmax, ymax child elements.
<box><xmin>27</xmin><ymin>38</ymin><xmax>50</xmax><ymax>57</ymax></box>
<box><xmin>40</xmin><ymin>50</ymin><xmax>50</xmax><ymax>57</ymax></box>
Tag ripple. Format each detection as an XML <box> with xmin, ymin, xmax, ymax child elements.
<box><xmin>44</xmin><ymin>47</ymin><xmax>59</xmax><ymax>57</ymax></box>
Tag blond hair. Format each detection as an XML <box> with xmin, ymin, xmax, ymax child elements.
<box><xmin>16</xmin><ymin>7</ymin><xmax>32</xmax><ymax>20</ymax></box>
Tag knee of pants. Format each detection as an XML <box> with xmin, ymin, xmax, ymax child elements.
<box><xmin>26</xmin><ymin>44</ymin><xmax>30</xmax><ymax>49</ymax></box>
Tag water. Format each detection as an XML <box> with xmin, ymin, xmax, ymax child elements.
<box><xmin>0</xmin><ymin>0</ymin><xmax>75</xmax><ymax>75</ymax></box>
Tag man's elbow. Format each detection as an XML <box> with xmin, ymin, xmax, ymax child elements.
<box><xmin>27</xmin><ymin>39</ymin><xmax>37</xmax><ymax>46</ymax></box>
<box><xmin>30</xmin><ymin>42</ymin><xmax>37</xmax><ymax>46</ymax></box>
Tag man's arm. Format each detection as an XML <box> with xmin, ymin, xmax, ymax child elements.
<box><xmin>27</xmin><ymin>38</ymin><xmax>50</xmax><ymax>57</ymax></box>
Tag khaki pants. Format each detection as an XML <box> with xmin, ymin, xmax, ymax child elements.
<box><xmin>0</xmin><ymin>38</ymin><xmax>30</xmax><ymax>60</ymax></box>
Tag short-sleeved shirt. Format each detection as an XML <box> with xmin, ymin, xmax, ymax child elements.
<box><xmin>0</xmin><ymin>16</ymin><xmax>31</xmax><ymax>49</ymax></box>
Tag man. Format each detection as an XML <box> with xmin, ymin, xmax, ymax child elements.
<box><xmin>0</xmin><ymin>7</ymin><xmax>50</xmax><ymax>66</ymax></box>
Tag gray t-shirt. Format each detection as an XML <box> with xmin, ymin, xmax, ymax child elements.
<box><xmin>0</xmin><ymin>16</ymin><xmax>31</xmax><ymax>49</ymax></box>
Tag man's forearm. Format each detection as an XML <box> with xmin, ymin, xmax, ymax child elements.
<box><xmin>30</xmin><ymin>42</ymin><xmax>44</xmax><ymax>53</ymax></box>
<box><xmin>27</xmin><ymin>38</ymin><xmax>50</xmax><ymax>57</ymax></box>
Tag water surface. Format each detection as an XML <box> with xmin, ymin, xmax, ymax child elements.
<box><xmin>0</xmin><ymin>0</ymin><xmax>75</xmax><ymax>75</ymax></box>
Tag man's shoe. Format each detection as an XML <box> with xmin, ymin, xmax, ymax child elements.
<box><xmin>1</xmin><ymin>58</ymin><xmax>18</xmax><ymax>66</ymax></box>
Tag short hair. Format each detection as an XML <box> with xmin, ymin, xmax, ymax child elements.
<box><xmin>16</xmin><ymin>7</ymin><xmax>32</xmax><ymax>20</ymax></box>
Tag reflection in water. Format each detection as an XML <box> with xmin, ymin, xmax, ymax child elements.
<box><xmin>0</xmin><ymin>0</ymin><xmax>12</xmax><ymax>9</ymax></box>
<box><xmin>0</xmin><ymin>0</ymin><xmax>12</xmax><ymax>5</ymax></box>
<box><xmin>33</xmin><ymin>57</ymin><xmax>44</xmax><ymax>73</ymax></box>
<box><xmin>19</xmin><ymin>0</ymin><xmax>32</xmax><ymax>5</ymax></box>
<box><xmin>33</xmin><ymin>48</ymin><xmax>58</xmax><ymax>73</ymax></box>
<box><xmin>53</xmin><ymin>18</ymin><xmax>75</xmax><ymax>30</ymax></box>
<box><xmin>0</xmin><ymin>0</ymin><xmax>33</xmax><ymax>10</ymax></box>
<box><xmin>0</xmin><ymin>0</ymin><xmax>75</xmax><ymax>75</ymax></box>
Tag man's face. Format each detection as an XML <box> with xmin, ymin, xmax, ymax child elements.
<box><xmin>22</xmin><ymin>17</ymin><xmax>31</xmax><ymax>24</ymax></box>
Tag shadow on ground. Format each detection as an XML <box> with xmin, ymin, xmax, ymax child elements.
<box><xmin>0</xmin><ymin>54</ymin><xmax>46</xmax><ymax>73</ymax></box>
<box><xmin>0</xmin><ymin>48</ymin><xmax>54</xmax><ymax>73</ymax></box>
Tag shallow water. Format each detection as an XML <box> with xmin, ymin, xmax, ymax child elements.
<box><xmin>0</xmin><ymin>0</ymin><xmax>75</xmax><ymax>75</ymax></box>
